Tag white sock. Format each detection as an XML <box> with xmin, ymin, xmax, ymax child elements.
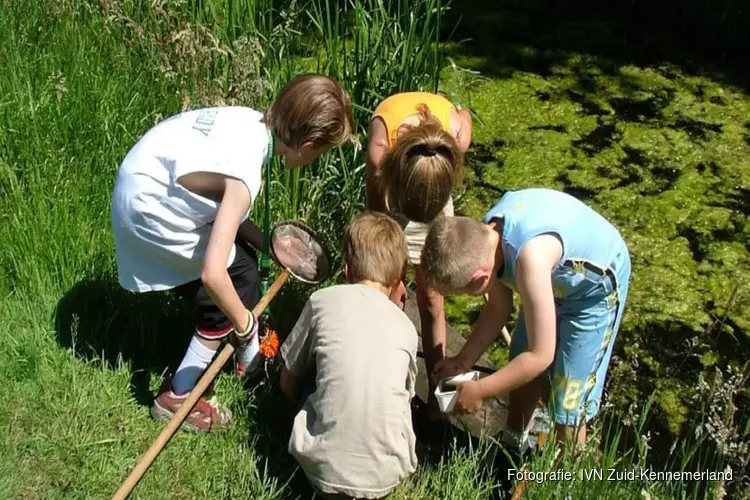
<box><xmin>171</xmin><ymin>336</ymin><xmax>217</xmax><ymax>396</ymax></box>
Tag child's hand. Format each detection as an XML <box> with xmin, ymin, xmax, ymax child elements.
<box><xmin>433</xmin><ymin>356</ymin><xmax>469</xmax><ymax>382</ymax></box>
<box><xmin>453</xmin><ymin>380</ymin><xmax>484</xmax><ymax>415</ymax></box>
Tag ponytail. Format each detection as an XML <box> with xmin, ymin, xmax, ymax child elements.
<box><xmin>380</xmin><ymin>106</ymin><xmax>463</xmax><ymax>223</ymax></box>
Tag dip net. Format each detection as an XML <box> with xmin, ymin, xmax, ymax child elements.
<box><xmin>270</xmin><ymin>221</ymin><xmax>330</xmax><ymax>284</ymax></box>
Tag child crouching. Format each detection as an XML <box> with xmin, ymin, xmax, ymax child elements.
<box><xmin>280</xmin><ymin>212</ymin><xmax>417</xmax><ymax>499</ymax></box>
<box><xmin>111</xmin><ymin>74</ymin><xmax>354</xmax><ymax>432</ymax></box>
<box><xmin>423</xmin><ymin>188</ymin><xmax>631</xmax><ymax>451</ymax></box>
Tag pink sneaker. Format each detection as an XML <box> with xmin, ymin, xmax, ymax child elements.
<box><xmin>150</xmin><ymin>377</ymin><xmax>232</xmax><ymax>432</ymax></box>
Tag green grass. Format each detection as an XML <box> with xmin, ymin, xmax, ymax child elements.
<box><xmin>1</xmin><ymin>0</ymin><xmax>748</xmax><ymax>498</ymax></box>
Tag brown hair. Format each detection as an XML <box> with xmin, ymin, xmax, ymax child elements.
<box><xmin>420</xmin><ymin>216</ymin><xmax>490</xmax><ymax>292</ymax></box>
<box><xmin>264</xmin><ymin>74</ymin><xmax>355</xmax><ymax>149</ymax></box>
<box><xmin>341</xmin><ymin>211</ymin><xmax>407</xmax><ymax>286</ymax></box>
<box><xmin>380</xmin><ymin>107</ymin><xmax>463</xmax><ymax>223</ymax></box>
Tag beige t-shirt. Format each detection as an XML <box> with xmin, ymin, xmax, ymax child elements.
<box><xmin>281</xmin><ymin>283</ymin><xmax>418</xmax><ymax>499</ymax></box>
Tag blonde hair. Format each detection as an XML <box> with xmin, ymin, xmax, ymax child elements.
<box><xmin>264</xmin><ymin>74</ymin><xmax>355</xmax><ymax>149</ymax></box>
<box><xmin>381</xmin><ymin>107</ymin><xmax>463</xmax><ymax>223</ymax></box>
<box><xmin>421</xmin><ymin>216</ymin><xmax>490</xmax><ymax>291</ymax></box>
<box><xmin>341</xmin><ymin>211</ymin><xmax>407</xmax><ymax>286</ymax></box>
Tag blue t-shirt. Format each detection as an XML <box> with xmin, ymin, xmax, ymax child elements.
<box><xmin>483</xmin><ymin>188</ymin><xmax>627</xmax><ymax>295</ymax></box>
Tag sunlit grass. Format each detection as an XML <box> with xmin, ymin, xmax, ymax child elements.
<box><xmin>0</xmin><ymin>0</ymin><xmax>746</xmax><ymax>498</ymax></box>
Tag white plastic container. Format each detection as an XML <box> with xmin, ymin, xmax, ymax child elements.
<box><xmin>434</xmin><ymin>371</ymin><xmax>480</xmax><ymax>413</ymax></box>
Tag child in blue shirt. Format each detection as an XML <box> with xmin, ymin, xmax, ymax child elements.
<box><xmin>421</xmin><ymin>188</ymin><xmax>631</xmax><ymax>448</ymax></box>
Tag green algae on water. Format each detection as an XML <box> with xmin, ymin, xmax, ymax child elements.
<box><xmin>439</xmin><ymin>38</ymin><xmax>750</xmax><ymax>437</ymax></box>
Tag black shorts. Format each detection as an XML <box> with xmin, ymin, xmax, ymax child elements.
<box><xmin>174</xmin><ymin>240</ymin><xmax>261</xmax><ymax>340</ymax></box>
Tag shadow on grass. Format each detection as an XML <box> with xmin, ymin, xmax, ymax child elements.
<box><xmin>244</xmin><ymin>377</ymin><xmax>321</xmax><ymax>500</ymax></box>
<box><xmin>53</xmin><ymin>275</ymin><xmax>195</xmax><ymax>407</ymax></box>
<box><xmin>53</xmin><ymin>229</ymin><xmax>320</xmax><ymax>406</ymax></box>
<box><xmin>53</xmin><ymin>274</ymin><xmax>315</xmax><ymax>407</ymax></box>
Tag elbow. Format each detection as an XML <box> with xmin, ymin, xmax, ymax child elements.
<box><xmin>459</xmin><ymin>108</ymin><xmax>473</xmax><ymax>127</ymax></box>
<box><xmin>527</xmin><ymin>347</ymin><xmax>554</xmax><ymax>372</ymax></box>
<box><xmin>200</xmin><ymin>266</ymin><xmax>223</xmax><ymax>291</ymax></box>
<box><xmin>458</xmin><ymin>111</ymin><xmax>473</xmax><ymax>151</ymax></box>
<box><xmin>458</xmin><ymin>130</ymin><xmax>472</xmax><ymax>153</ymax></box>
<box><xmin>537</xmin><ymin>350</ymin><xmax>555</xmax><ymax>370</ymax></box>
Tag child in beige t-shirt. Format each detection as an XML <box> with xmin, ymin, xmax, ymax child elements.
<box><xmin>280</xmin><ymin>212</ymin><xmax>416</xmax><ymax>499</ymax></box>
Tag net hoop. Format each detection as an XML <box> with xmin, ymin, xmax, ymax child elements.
<box><xmin>269</xmin><ymin>220</ymin><xmax>330</xmax><ymax>284</ymax></box>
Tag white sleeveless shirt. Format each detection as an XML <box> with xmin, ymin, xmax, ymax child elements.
<box><xmin>111</xmin><ymin>107</ymin><xmax>270</xmax><ymax>292</ymax></box>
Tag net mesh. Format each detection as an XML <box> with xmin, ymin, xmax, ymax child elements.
<box><xmin>270</xmin><ymin>222</ymin><xmax>329</xmax><ymax>283</ymax></box>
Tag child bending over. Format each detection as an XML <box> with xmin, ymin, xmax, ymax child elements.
<box><xmin>366</xmin><ymin>91</ymin><xmax>472</xmax><ymax>425</ymax></box>
<box><xmin>421</xmin><ymin>188</ymin><xmax>631</xmax><ymax>450</ymax></box>
<box><xmin>280</xmin><ymin>212</ymin><xmax>417</xmax><ymax>499</ymax></box>
<box><xmin>111</xmin><ymin>74</ymin><xmax>354</xmax><ymax>432</ymax></box>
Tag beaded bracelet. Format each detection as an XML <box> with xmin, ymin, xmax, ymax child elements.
<box><xmin>235</xmin><ymin>309</ymin><xmax>255</xmax><ymax>338</ymax></box>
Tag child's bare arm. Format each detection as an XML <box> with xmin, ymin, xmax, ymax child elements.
<box><xmin>453</xmin><ymin>107</ymin><xmax>473</xmax><ymax>153</ymax></box>
<box><xmin>236</xmin><ymin>218</ymin><xmax>286</xmax><ymax>268</ymax></box>
<box><xmin>280</xmin><ymin>366</ymin><xmax>302</xmax><ymax>403</ymax></box>
<box><xmin>433</xmin><ymin>284</ymin><xmax>511</xmax><ymax>383</ymax></box>
<box><xmin>365</xmin><ymin>118</ymin><xmax>389</xmax><ymax>212</ymax></box>
<box><xmin>436</xmin><ymin>283</ymin><xmax>513</xmax><ymax>381</ymax></box>
<box><xmin>472</xmin><ymin>235</ymin><xmax>561</xmax><ymax>399</ymax></box>
<box><xmin>201</xmin><ymin>177</ymin><xmax>254</xmax><ymax>332</ymax></box>
<box><xmin>236</xmin><ymin>218</ymin><xmax>264</xmax><ymax>252</ymax></box>
<box><xmin>279</xmin><ymin>299</ymin><xmax>314</xmax><ymax>402</ymax></box>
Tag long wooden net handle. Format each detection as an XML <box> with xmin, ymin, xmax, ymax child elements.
<box><xmin>112</xmin><ymin>269</ymin><xmax>291</xmax><ymax>500</ymax></box>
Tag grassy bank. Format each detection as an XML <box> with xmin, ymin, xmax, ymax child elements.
<box><xmin>0</xmin><ymin>0</ymin><xmax>747</xmax><ymax>498</ymax></box>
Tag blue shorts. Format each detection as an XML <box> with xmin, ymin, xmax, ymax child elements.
<box><xmin>509</xmin><ymin>248</ymin><xmax>631</xmax><ymax>426</ymax></box>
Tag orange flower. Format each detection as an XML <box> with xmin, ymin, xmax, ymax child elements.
<box><xmin>259</xmin><ymin>329</ymin><xmax>280</xmax><ymax>359</ymax></box>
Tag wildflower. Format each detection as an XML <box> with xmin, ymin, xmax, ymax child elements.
<box><xmin>260</xmin><ymin>329</ymin><xmax>280</xmax><ymax>359</ymax></box>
